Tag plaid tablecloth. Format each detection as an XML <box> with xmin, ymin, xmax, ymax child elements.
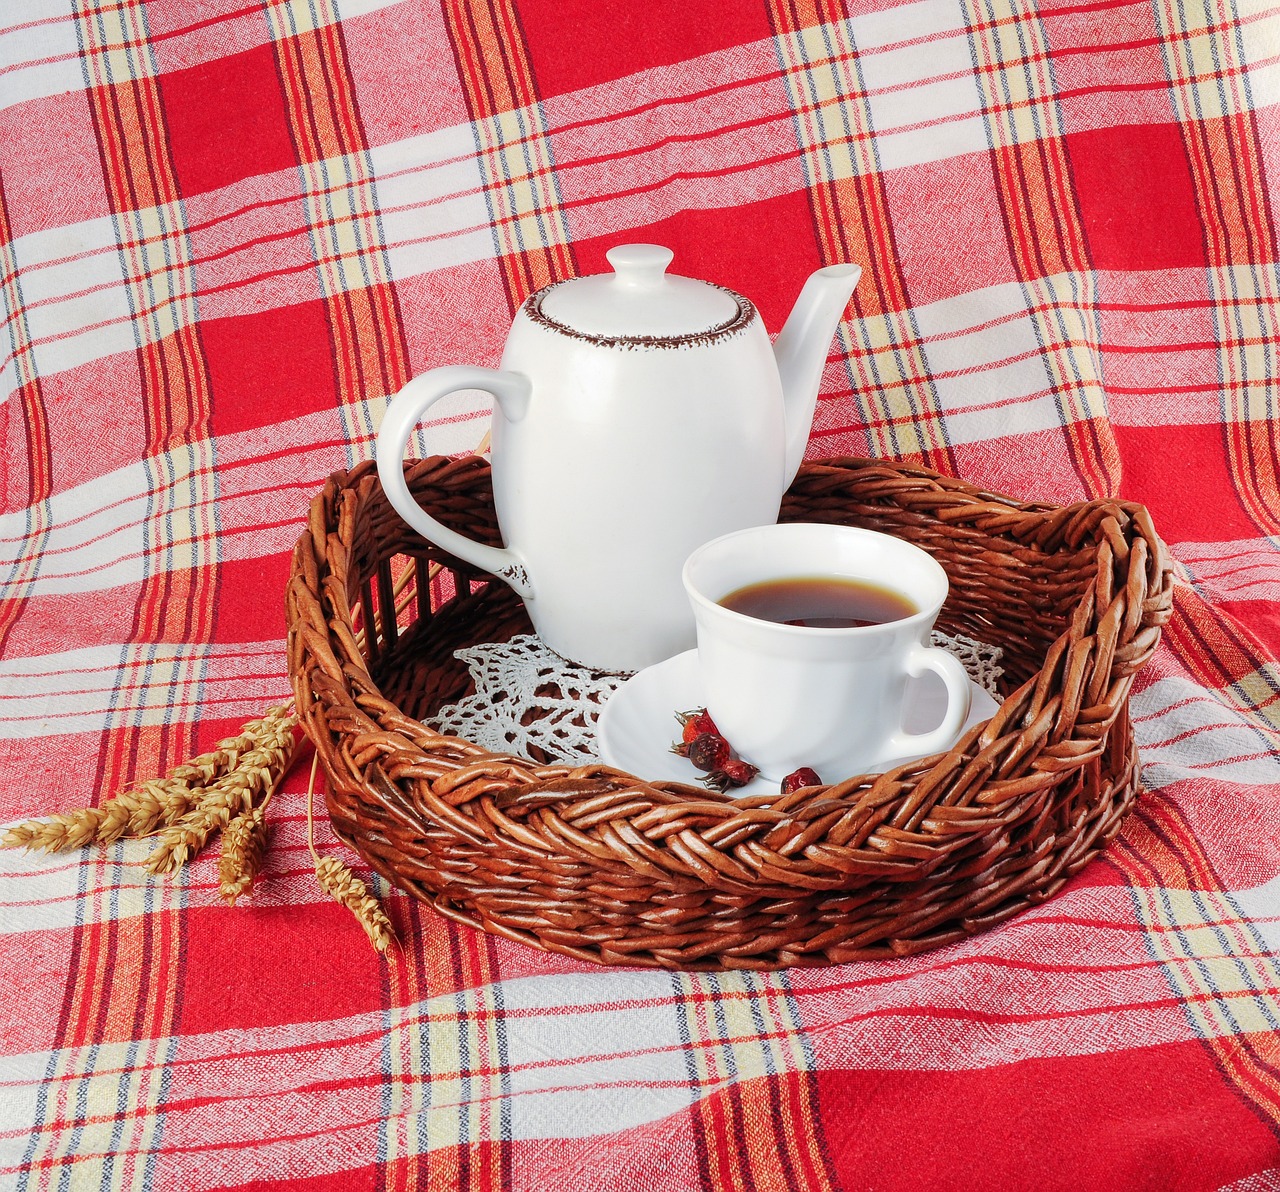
<box><xmin>3</xmin><ymin>1</ymin><xmax>1280</xmax><ymax>1188</ymax></box>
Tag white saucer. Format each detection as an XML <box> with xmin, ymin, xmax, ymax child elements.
<box><xmin>596</xmin><ymin>649</ymin><xmax>999</xmax><ymax>796</ymax></box>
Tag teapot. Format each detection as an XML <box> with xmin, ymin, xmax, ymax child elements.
<box><xmin>376</xmin><ymin>245</ymin><xmax>860</xmax><ymax>672</ymax></box>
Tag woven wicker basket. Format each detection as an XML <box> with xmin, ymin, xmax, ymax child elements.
<box><xmin>287</xmin><ymin>456</ymin><xmax>1172</xmax><ymax>970</ymax></box>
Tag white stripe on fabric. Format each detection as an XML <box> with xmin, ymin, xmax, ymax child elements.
<box><xmin>1131</xmin><ymin>672</ymin><xmax>1280</xmax><ymax>790</ymax></box>
<box><xmin>0</xmin><ymin>642</ymin><xmax>288</xmax><ymax>737</ymax></box>
<box><xmin>503</xmin><ymin>975</ymin><xmax>696</xmax><ymax>1139</ymax></box>
<box><xmin>0</xmin><ymin>1049</ymin><xmax>52</xmax><ymax>1173</ymax></box>
<box><xmin>0</xmin><ymin>396</ymin><xmax>488</xmax><ymax>597</ymax></box>
<box><xmin>0</xmin><ymin>641</ymin><xmax>288</xmax><ymax>739</ymax></box>
<box><xmin>1174</xmin><ymin>537</ymin><xmax>1280</xmax><ymax>602</ymax></box>
<box><xmin>0</xmin><ymin>0</ymin><xmax>408</xmax><ymax>111</ymax></box>
<box><xmin>0</xmin><ymin>0</ymin><xmax>82</xmax><ymax>109</ymax></box>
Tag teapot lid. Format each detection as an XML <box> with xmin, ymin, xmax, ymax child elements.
<box><xmin>530</xmin><ymin>245</ymin><xmax>750</xmax><ymax>343</ymax></box>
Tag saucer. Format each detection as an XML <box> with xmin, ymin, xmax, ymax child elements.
<box><xmin>596</xmin><ymin>649</ymin><xmax>999</xmax><ymax>796</ymax></box>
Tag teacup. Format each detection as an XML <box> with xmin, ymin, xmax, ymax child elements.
<box><xmin>681</xmin><ymin>523</ymin><xmax>972</xmax><ymax>781</ymax></box>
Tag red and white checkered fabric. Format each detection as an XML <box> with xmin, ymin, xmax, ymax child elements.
<box><xmin>2</xmin><ymin>1</ymin><xmax>1280</xmax><ymax>1187</ymax></box>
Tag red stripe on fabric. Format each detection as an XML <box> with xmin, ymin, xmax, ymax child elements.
<box><xmin>0</xmin><ymin>168</ymin><xmax>54</xmax><ymax>656</ymax></box>
<box><xmin>812</xmin><ymin>1042</ymin><xmax>1278</xmax><ymax>1190</ymax></box>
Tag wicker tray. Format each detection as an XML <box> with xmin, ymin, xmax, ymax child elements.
<box><xmin>286</xmin><ymin>456</ymin><xmax>1172</xmax><ymax>970</ymax></box>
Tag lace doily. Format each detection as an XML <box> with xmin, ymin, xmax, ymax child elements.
<box><xmin>428</xmin><ymin>632</ymin><xmax>1003</xmax><ymax>767</ymax></box>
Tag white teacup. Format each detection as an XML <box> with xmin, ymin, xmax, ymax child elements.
<box><xmin>681</xmin><ymin>523</ymin><xmax>972</xmax><ymax>781</ymax></box>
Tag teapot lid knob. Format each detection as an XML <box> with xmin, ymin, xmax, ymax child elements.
<box><xmin>606</xmin><ymin>244</ymin><xmax>674</xmax><ymax>287</ymax></box>
<box><xmin>533</xmin><ymin>242</ymin><xmax>741</xmax><ymax>338</ymax></box>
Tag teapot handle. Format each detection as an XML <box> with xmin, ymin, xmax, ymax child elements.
<box><xmin>376</xmin><ymin>366</ymin><xmax>535</xmax><ymax>600</ymax></box>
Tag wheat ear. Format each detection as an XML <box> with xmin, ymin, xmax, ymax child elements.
<box><xmin>1</xmin><ymin>708</ymin><xmax>297</xmax><ymax>855</ymax></box>
<box><xmin>147</xmin><ymin>707</ymin><xmax>296</xmax><ymax>875</ymax></box>
<box><xmin>306</xmin><ymin>753</ymin><xmax>397</xmax><ymax>953</ymax></box>
<box><xmin>218</xmin><ymin>804</ymin><xmax>269</xmax><ymax>906</ymax></box>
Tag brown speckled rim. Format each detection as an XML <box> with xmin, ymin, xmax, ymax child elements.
<box><xmin>523</xmin><ymin>280</ymin><xmax>756</xmax><ymax>350</ymax></box>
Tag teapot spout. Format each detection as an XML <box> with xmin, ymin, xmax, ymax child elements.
<box><xmin>773</xmin><ymin>263</ymin><xmax>861</xmax><ymax>486</ymax></box>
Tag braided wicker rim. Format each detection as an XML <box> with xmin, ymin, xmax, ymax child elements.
<box><xmin>287</xmin><ymin>456</ymin><xmax>1172</xmax><ymax>970</ymax></box>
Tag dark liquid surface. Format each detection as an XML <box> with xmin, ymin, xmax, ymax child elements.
<box><xmin>719</xmin><ymin>575</ymin><xmax>918</xmax><ymax>628</ymax></box>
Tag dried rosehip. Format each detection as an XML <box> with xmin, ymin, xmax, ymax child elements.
<box><xmin>676</xmin><ymin>707</ymin><xmax>720</xmax><ymax>744</ymax></box>
<box><xmin>685</xmin><ymin>732</ymin><xmax>731</xmax><ymax>773</ymax></box>
<box><xmin>780</xmin><ymin>767</ymin><xmax>822</xmax><ymax>794</ymax></box>
<box><xmin>704</xmin><ymin>758</ymin><xmax>760</xmax><ymax>790</ymax></box>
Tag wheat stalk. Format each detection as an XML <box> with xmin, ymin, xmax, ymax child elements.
<box><xmin>1</xmin><ymin>708</ymin><xmax>297</xmax><ymax>855</ymax></box>
<box><xmin>305</xmin><ymin>753</ymin><xmax>397</xmax><ymax>953</ymax></box>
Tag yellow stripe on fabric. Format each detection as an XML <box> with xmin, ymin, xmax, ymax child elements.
<box><xmin>0</xmin><ymin>172</ymin><xmax>53</xmax><ymax>652</ymax></box>
<box><xmin>378</xmin><ymin>897</ymin><xmax>442</xmax><ymax>1189</ymax></box>
<box><xmin>1226</xmin><ymin>663</ymin><xmax>1280</xmax><ymax>736</ymax></box>
<box><xmin>30</xmin><ymin>1042</ymin><xmax>177</xmax><ymax>1189</ymax></box>
<box><xmin>266</xmin><ymin>0</ymin><xmax>411</xmax><ymax>410</ymax></box>
<box><xmin>441</xmin><ymin>0</ymin><xmax>574</xmax><ymax>309</ymax></box>
<box><xmin>1129</xmin><ymin>879</ymin><xmax>1280</xmax><ymax>1114</ymax></box>
<box><xmin>771</xmin><ymin>7</ymin><xmax>951</xmax><ymax>467</ymax></box>
<box><xmin>1154</xmin><ymin>0</ymin><xmax>1280</xmax><ymax>533</ymax></box>
<box><xmin>46</xmin><ymin>8</ymin><xmax>210</xmax><ymax>1188</ymax></box>
<box><xmin>675</xmin><ymin>971</ymin><xmax>826</xmax><ymax>1192</ymax></box>
<box><xmin>1021</xmin><ymin>271</ymin><xmax>1121</xmax><ymax>498</ymax></box>
<box><xmin>1114</xmin><ymin>797</ymin><xmax>1280</xmax><ymax>1130</ymax></box>
<box><xmin>134</xmin><ymin>441</ymin><xmax>221</xmax><ymax>640</ymax></box>
<box><xmin>22</xmin><ymin>874</ymin><xmax>183</xmax><ymax>1190</ymax></box>
<box><xmin>1155</xmin><ymin>0</ymin><xmax>1280</xmax><ymax>126</ymax></box>
<box><xmin>370</xmin><ymin>908</ymin><xmax>511</xmax><ymax>1190</ymax></box>
<box><xmin>837</xmin><ymin>311</ymin><xmax>949</xmax><ymax>462</ymax></box>
<box><xmin>1217</xmin><ymin>260</ymin><xmax>1280</xmax><ymax>535</ymax></box>
<box><xmin>964</xmin><ymin>0</ymin><xmax>1061</xmax><ymax>150</ymax></box>
<box><xmin>962</xmin><ymin>0</ymin><xmax>1119</xmax><ymax>498</ymax></box>
<box><xmin>475</xmin><ymin>102</ymin><xmax>573</xmax><ymax>294</ymax></box>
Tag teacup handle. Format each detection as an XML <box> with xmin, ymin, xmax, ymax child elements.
<box><xmin>884</xmin><ymin>643</ymin><xmax>972</xmax><ymax>761</ymax></box>
<box><xmin>376</xmin><ymin>366</ymin><xmax>535</xmax><ymax>600</ymax></box>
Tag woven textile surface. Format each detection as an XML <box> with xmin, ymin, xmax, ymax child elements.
<box><xmin>2</xmin><ymin>0</ymin><xmax>1279</xmax><ymax>1188</ymax></box>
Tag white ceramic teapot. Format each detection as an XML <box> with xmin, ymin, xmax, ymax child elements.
<box><xmin>376</xmin><ymin>245</ymin><xmax>860</xmax><ymax>672</ymax></box>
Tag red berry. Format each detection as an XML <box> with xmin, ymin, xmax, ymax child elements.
<box><xmin>704</xmin><ymin>758</ymin><xmax>760</xmax><ymax>790</ymax></box>
<box><xmin>677</xmin><ymin>707</ymin><xmax>720</xmax><ymax>743</ymax></box>
<box><xmin>780</xmin><ymin>767</ymin><xmax>822</xmax><ymax>794</ymax></box>
<box><xmin>686</xmin><ymin>732</ymin><xmax>731</xmax><ymax>773</ymax></box>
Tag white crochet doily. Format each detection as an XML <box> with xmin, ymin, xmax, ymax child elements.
<box><xmin>428</xmin><ymin>632</ymin><xmax>1003</xmax><ymax>767</ymax></box>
